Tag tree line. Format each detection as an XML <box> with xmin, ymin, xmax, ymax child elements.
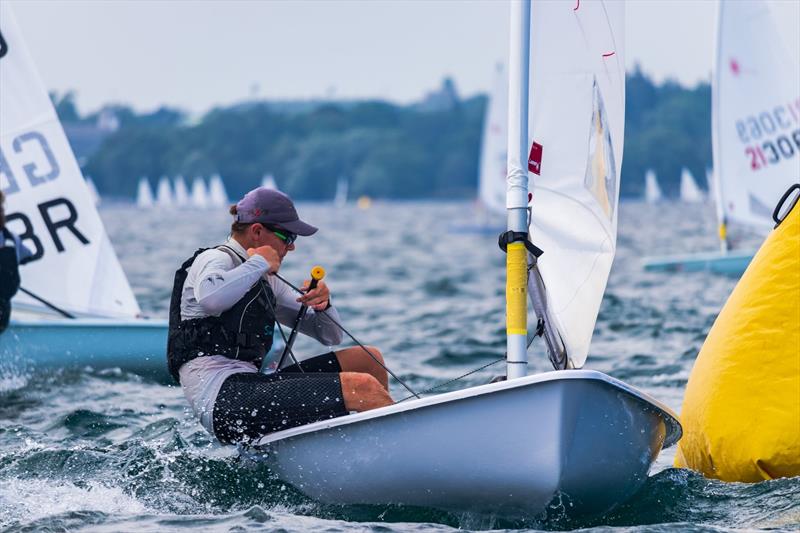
<box><xmin>55</xmin><ymin>67</ymin><xmax>711</xmax><ymax>201</ymax></box>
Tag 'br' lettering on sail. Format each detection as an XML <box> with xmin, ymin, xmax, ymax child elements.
<box><xmin>0</xmin><ymin>130</ymin><xmax>60</xmax><ymax>195</ymax></box>
<box><xmin>6</xmin><ymin>198</ymin><xmax>90</xmax><ymax>264</ymax></box>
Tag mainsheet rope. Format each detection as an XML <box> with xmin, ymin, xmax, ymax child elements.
<box><xmin>269</xmin><ymin>271</ymin><xmax>539</xmax><ymax>402</ymax></box>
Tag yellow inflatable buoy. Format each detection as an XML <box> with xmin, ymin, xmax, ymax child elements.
<box><xmin>674</xmin><ymin>196</ymin><xmax>800</xmax><ymax>482</ymax></box>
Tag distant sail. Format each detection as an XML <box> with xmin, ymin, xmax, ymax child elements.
<box><xmin>261</xmin><ymin>174</ymin><xmax>279</xmax><ymax>190</ymax></box>
<box><xmin>136</xmin><ymin>177</ymin><xmax>154</xmax><ymax>208</ymax></box>
<box><xmin>191</xmin><ymin>176</ymin><xmax>209</xmax><ymax>208</ymax></box>
<box><xmin>644</xmin><ymin>169</ymin><xmax>662</xmax><ymax>204</ymax></box>
<box><xmin>208</xmin><ymin>174</ymin><xmax>229</xmax><ymax>207</ymax></box>
<box><xmin>0</xmin><ymin>2</ymin><xmax>140</xmax><ymax>318</ymax></box>
<box><xmin>173</xmin><ymin>175</ymin><xmax>190</xmax><ymax>206</ymax></box>
<box><xmin>86</xmin><ymin>176</ymin><xmax>101</xmax><ymax>206</ymax></box>
<box><xmin>334</xmin><ymin>176</ymin><xmax>349</xmax><ymax>207</ymax></box>
<box><xmin>156</xmin><ymin>176</ymin><xmax>174</xmax><ymax>207</ymax></box>
<box><xmin>520</xmin><ymin>0</ymin><xmax>626</xmax><ymax>368</ymax></box>
<box><xmin>680</xmin><ymin>168</ymin><xmax>704</xmax><ymax>203</ymax></box>
<box><xmin>478</xmin><ymin>63</ymin><xmax>508</xmax><ymax>215</ymax></box>
<box><xmin>713</xmin><ymin>0</ymin><xmax>800</xmax><ymax>230</ymax></box>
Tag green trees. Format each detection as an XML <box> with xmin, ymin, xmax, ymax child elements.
<box><xmin>74</xmin><ymin>70</ymin><xmax>711</xmax><ymax>201</ymax></box>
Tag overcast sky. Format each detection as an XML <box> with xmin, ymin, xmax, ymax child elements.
<box><xmin>8</xmin><ymin>0</ymin><xmax>800</xmax><ymax>115</ymax></box>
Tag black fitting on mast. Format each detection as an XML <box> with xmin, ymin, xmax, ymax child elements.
<box><xmin>498</xmin><ymin>231</ymin><xmax>544</xmax><ymax>257</ymax></box>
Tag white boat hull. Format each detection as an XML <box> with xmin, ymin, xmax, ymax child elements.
<box><xmin>252</xmin><ymin>370</ymin><xmax>681</xmax><ymax>517</ymax></box>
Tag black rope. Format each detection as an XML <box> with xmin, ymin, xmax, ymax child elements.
<box><xmin>259</xmin><ymin>280</ymin><xmax>304</xmax><ymax>373</ymax></box>
<box><xmin>271</xmin><ymin>272</ymin><xmax>421</xmax><ymax>399</ymax></box>
<box><xmin>397</xmin><ymin>356</ymin><xmax>506</xmax><ymax>402</ymax></box>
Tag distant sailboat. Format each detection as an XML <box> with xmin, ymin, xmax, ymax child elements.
<box><xmin>644</xmin><ymin>0</ymin><xmax>799</xmax><ymax>274</ymax></box>
<box><xmin>173</xmin><ymin>175</ymin><xmax>190</xmax><ymax>206</ymax></box>
<box><xmin>85</xmin><ymin>176</ymin><xmax>101</xmax><ymax>206</ymax></box>
<box><xmin>2</xmin><ymin>1</ymin><xmax>168</xmax><ymax>382</ymax></box>
<box><xmin>136</xmin><ymin>177</ymin><xmax>154</xmax><ymax>208</ymax></box>
<box><xmin>208</xmin><ymin>174</ymin><xmax>229</xmax><ymax>207</ymax></box>
<box><xmin>334</xmin><ymin>176</ymin><xmax>348</xmax><ymax>207</ymax></box>
<box><xmin>679</xmin><ymin>168</ymin><xmax>705</xmax><ymax>203</ymax></box>
<box><xmin>156</xmin><ymin>176</ymin><xmax>174</xmax><ymax>207</ymax></box>
<box><xmin>451</xmin><ymin>62</ymin><xmax>507</xmax><ymax>233</ymax></box>
<box><xmin>644</xmin><ymin>169</ymin><xmax>662</xmax><ymax>204</ymax></box>
<box><xmin>261</xmin><ymin>173</ymin><xmax>279</xmax><ymax>190</ymax></box>
<box><xmin>190</xmin><ymin>176</ymin><xmax>209</xmax><ymax>208</ymax></box>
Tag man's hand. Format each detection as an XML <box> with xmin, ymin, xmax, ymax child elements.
<box><xmin>298</xmin><ymin>279</ymin><xmax>330</xmax><ymax>311</ymax></box>
<box><xmin>247</xmin><ymin>246</ymin><xmax>281</xmax><ymax>274</ymax></box>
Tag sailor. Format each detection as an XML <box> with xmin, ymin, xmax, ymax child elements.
<box><xmin>0</xmin><ymin>191</ymin><xmax>32</xmax><ymax>333</ymax></box>
<box><xmin>168</xmin><ymin>186</ymin><xmax>393</xmax><ymax>444</ymax></box>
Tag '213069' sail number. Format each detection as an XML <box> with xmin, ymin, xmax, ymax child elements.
<box><xmin>745</xmin><ymin>129</ymin><xmax>800</xmax><ymax>171</ymax></box>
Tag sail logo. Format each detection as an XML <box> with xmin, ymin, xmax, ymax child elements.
<box><xmin>0</xmin><ymin>30</ymin><xmax>7</xmax><ymax>59</ymax></box>
<box><xmin>736</xmin><ymin>98</ymin><xmax>800</xmax><ymax>172</ymax></box>
<box><xmin>528</xmin><ymin>142</ymin><xmax>543</xmax><ymax>175</ymax></box>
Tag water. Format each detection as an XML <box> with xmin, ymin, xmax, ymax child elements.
<box><xmin>1</xmin><ymin>201</ymin><xmax>798</xmax><ymax>532</ymax></box>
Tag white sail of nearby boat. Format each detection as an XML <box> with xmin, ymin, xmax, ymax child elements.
<box><xmin>85</xmin><ymin>176</ymin><xmax>101</xmax><ymax>206</ymax></box>
<box><xmin>190</xmin><ymin>176</ymin><xmax>209</xmax><ymax>208</ymax></box>
<box><xmin>136</xmin><ymin>177</ymin><xmax>154</xmax><ymax>209</ymax></box>
<box><xmin>334</xmin><ymin>176</ymin><xmax>349</xmax><ymax>207</ymax></box>
<box><xmin>521</xmin><ymin>0</ymin><xmax>626</xmax><ymax>369</ymax></box>
<box><xmin>644</xmin><ymin>169</ymin><xmax>662</xmax><ymax>204</ymax></box>
<box><xmin>477</xmin><ymin>62</ymin><xmax>509</xmax><ymax>216</ymax></box>
<box><xmin>155</xmin><ymin>176</ymin><xmax>174</xmax><ymax>207</ymax></box>
<box><xmin>679</xmin><ymin>168</ymin><xmax>704</xmax><ymax>203</ymax></box>
<box><xmin>0</xmin><ymin>2</ymin><xmax>140</xmax><ymax>318</ymax></box>
<box><xmin>173</xmin><ymin>175</ymin><xmax>190</xmax><ymax>206</ymax></box>
<box><xmin>261</xmin><ymin>174</ymin><xmax>279</xmax><ymax>190</ymax></box>
<box><xmin>713</xmin><ymin>0</ymin><xmax>800</xmax><ymax>232</ymax></box>
<box><xmin>208</xmin><ymin>174</ymin><xmax>229</xmax><ymax>207</ymax></box>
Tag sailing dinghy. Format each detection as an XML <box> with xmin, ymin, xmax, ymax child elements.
<box><xmin>643</xmin><ymin>0</ymin><xmax>799</xmax><ymax>275</ymax></box>
<box><xmin>250</xmin><ymin>1</ymin><xmax>680</xmax><ymax>517</ymax></box>
<box><xmin>0</xmin><ymin>4</ymin><xmax>168</xmax><ymax>381</ymax></box>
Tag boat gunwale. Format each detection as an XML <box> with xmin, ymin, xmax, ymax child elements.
<box><xmin>254</xmin><ymin>369</ymin><xmax>682</xmax><ymax>447</ymax></box>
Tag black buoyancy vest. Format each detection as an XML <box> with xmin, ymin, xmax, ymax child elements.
<box><xmin>0</xmin><ymin>228</ymin><xmax>21</xmax><ymax>300</ymax></box>
<box><xmin>166</xmin><ymin>245</ymin><xmax>277</xmax><ymax>383</ymax></box>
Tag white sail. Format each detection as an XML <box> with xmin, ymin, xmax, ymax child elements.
<box><xmin>136</xmin><ymin>177</ymin><xmax>154</xmax><ymax>208</ymax></box>
<box><xmin>644</xmin><ymin>169</ymin><xmax>662</xmax><ymax>204</ymax></box>
<box><xmin>334</xmin><ymin>176</ymin><xmax>348</xmax><ymax>207</ymax></box>
<box><xmin>679</xmin><ymin>168</ymin><xmax>704</xmax><ymax>203</ymax></box>
<box><xmin>85</xmin><ymin>176</ymin><xmax>101</xmax><ymax>206</ymax></box>
<box><xmin>208</xmin><ymin>174</ymin><xmax>229</xmax><ymax>207</ymax></box>
<box><xmin>0</xmin><ymin>3</ymin><xmax>140</xmax><ymax>318</ymax></box>
<box><xmin>521</xmin><ymin>0</ymin><xmax>626</xmax><ymax>368</ymax></box>
<box><xmin>478</xmin><ymin>63</ymin><xmax>508</xmax><ymax>215</ymax></box>
<box><xmin>155</xmin><ymin>175</ymin><xmax>173</xmax><ymax>207</ymax></box>
<box><xmin>713</xmin><ymin>0</ymin><xmax>800</xmax><ymax>230</ymax></box>
<box><xmin>173</xmin><ymin>175</ymin><xmax>190</xmax><ymax>206</ymax></box>
<box><xmin>190</xmin><ymin>176</ymin><xmax>209</xmax><ymax>208</ymax></box>
<box><xmin>261</xmin><ymin>174</ymin><xmax>278</xmax><ymax>190</ymax></box>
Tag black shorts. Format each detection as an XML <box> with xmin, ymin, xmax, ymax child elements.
<box><xmin>212</xmin><ymin>352</ymin><xmax>348</xmax><ymax>444</ymax></box>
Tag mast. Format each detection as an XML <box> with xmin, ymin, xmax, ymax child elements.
<box><xmin>711</xmin><ymin>1</ymin><xmax>729</xmax><ymax>252</ymax></box>
<box><xmin>505</xmin><ymin>0</ymin><xmax>531</xmax><ymax>380</ymax></box>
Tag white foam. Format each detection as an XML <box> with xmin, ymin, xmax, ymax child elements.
<box><xmin>0</xmin><ymin>478</ymin><xmax>150</xmax><ymax>527</ymax></box>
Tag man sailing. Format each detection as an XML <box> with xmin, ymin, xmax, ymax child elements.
<box><xmin>167</xmin><ymin>186</ymin><xmax>392</xmax><ymax>444</ymax></box>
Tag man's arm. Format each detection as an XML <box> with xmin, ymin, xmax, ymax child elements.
<box><xmin>272</xmin><ymin>278</ymin><xmax>343</xmax><ymax>346</ymax></box>
<box><xmin>192</xmin><ymin>251</ymin><xmax>270</xmax><ymax>315</ymax></box>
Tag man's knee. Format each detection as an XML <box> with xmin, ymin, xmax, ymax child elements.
<box><xmin>340</xmin><ymin>371</ymin><xmax>393</xmax><ymax>412</ymax></box>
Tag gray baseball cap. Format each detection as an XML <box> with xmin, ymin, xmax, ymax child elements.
<box><xmin>234</xmin><ymin>187</ymin><xmax>318</xmax><ymax>236</ymax></box>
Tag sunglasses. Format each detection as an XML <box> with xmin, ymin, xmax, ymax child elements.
<box><xmin>262</xmin><ymin>224</ymin><xmax>297</xmax><ymax>245</ymax></box>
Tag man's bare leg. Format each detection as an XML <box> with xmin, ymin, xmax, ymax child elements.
<box><xmin>340</xmin><ymin>372</ymin><xmax>393</xmax><ymax>412</ymax></box>
<box><xmin>334</xmin><ymin>345</ymin><xmax>389</xmax><ymax>390</ymax></box>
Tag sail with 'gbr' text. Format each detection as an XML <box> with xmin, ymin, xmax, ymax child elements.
<box><xmin>0</xmin><ymin>3</ymin><xmax>140</xmax><ymax>318</ymax></box>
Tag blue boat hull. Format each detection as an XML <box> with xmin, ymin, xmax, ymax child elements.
<box><xmin>1</xmin><ymin>318</ymin><xmax>170</xmax><ymax>382</ymax></box>
<box><xmin>642</xmin><ymin>249</ymin><xmax>755</xmax><ymax>275</ymax></box>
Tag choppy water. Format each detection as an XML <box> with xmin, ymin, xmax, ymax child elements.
<box><xmin>1</xmin><ymin>201</ymin><xmax>798</xmax><ymax>532</ymax></box>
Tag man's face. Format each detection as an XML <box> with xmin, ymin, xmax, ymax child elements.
<box><xmin>253</xmin><ymin>223</ymin><xmax>295</xmax><ymax>258</ymax></box>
